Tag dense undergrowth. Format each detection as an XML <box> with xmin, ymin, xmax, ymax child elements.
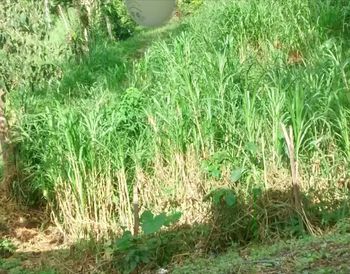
<box><xmin>2</xmin><ymin>0</ymin><xmax>350</xmax><ymax>272</ymax></box>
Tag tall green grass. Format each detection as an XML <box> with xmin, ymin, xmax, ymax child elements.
<box><xmin>11</xmin><ymin>0</ymin><xmax>350</xmax><ymax>241</ymax></box>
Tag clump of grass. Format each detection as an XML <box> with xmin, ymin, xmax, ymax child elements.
<box><xmin>10</xmin><ymin>0</ymin><xmax>350</xmax><ymax>249</ymax></box>
<box><xmin>171</xmin><ymin>232</ymin><xmax>350</xmax><ymax>274</ymax></box>
<box><xmin>0</xmin><ymin>239</ymin><xmax>15</xmax><ymax>258</ymax></box>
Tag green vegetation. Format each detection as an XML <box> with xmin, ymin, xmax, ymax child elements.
<box><xmin>0</xmin><ymin>239</ymin><xmax>15</xmax><ymax>258</ymax></box>
<box><xmin>172</xmin><ymin>227</ymin><xmax>350</xmax><ymax>273</ymax></box>
<box><xmin>111</xmin><ymin>210</ymin><xmax>182</xmax><ymax>273</ymax></box>
<box><xmin>0</xmin><ymin>257</ymin><xmax>56</xmax><ymax>274</ymax></box>
<box><xmin>1</xmin><ymin>0</ymin><xmax>350</xmax><ymax>273</ymax></box>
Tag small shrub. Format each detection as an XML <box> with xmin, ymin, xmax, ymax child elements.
<box><xmin>111</xmin><ymin>210</ymin><xmax>182</xmax><ymax>274</ymax></box>
<box><xmin>0</xmin><ymin>239</ymin><xmax>16</xmax><ymax>258</ymax></box>
<box><xmin>101</xmin><ymin>0</ymin><xmax>136</xmax><ymax>40</ymax></box>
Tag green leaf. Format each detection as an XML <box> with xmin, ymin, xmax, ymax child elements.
<box><xmin>230</xmin><ymin>168</ymin><xmax>244</xmax><ymax>183</ymax></box>
<box><xmin>140</xmin><ymin>210</ymin><xmax>154</xmax><ymax>223</ymax></box>
<box><xmin>212</xmin><ymin>151</ymin><xmax>228</xmax><ymax>164</ymax></box>
<box><xmin>201</xmin><ymin>160</ymin><xmax>221</xmax><ymax>179</ymax></box>
<box><xmin>252</xmin><ymin>187</ymin><xmax>263</xmax><ymax>200</ymax></box>
<box><xmin>129</xmin><ymin>260</ymin><xmax>138</xmax><ymax>273</ymax></box>
<box><xmin>164</xmin><ymin>211</ymin><xmax>182</xmax><ymax>226</ymax></box>
<box><xmin>245</xmin><ymin>142</ymin><xmax>258</xmax><ymax>155</ymax></box>
<box><xmin>211</xmin><ymin>168</ymin><xmax>221</xmax><ymax>179</ymax></box>
<box><xmin>141</xmin><ymin>255</ymin><xmax>151</xmax><ymax>263</ymax></box>
<box><xmin>212</xmin><ymin>189</ymin><xmax>225</xmax><ymax>205</ymax></box>
<box><xmin>209</xmin><ymin>188</ymin><xmax>236</xmax><ymax>206</ymax></box>
<box><xmin>154</xmin><ymin>213</ymin><xmax>167</xmax><ymax>227</ymax></box>
<box><xmin>115</xmin><ymin>231</ymin><xmax>133</xmax><ymax>251</ymax></box>
<box><xmin>141</xmin><ymin>212</ymin><xmax>166</xmax><ymax>235</ymax></box>
<box><xmin>141</xmin><ymin>220</ymin><xmax>161</xmax><ymax>235</ymax></box>
<box><xmin>224</xmin><ymin>191</ymin><xmax>236</xmax><ymax>206</ymax></box>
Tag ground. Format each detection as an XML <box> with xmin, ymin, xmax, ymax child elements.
<box><xmin>171</xmin><ymin>230</ymin><xmax>350</xmax><ymax>274</ymax></box>
<box><xmin>0</xmin><ymin>193</ymin><xmax>97</xmax><ymax>274</ymax></box>
<box><xmin>1</xmin><ymin>190</ymin><xmax>350</xmax><ymax>274</ymax></box>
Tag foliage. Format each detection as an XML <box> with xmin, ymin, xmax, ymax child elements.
<box><xmin>0</xmin><ymin>0</ymin><xmax>64</xmax><ymax>93</ymax></box>
<box><xmin>3</xmin><ymin>0</ymin><xmax>350</xmax><ymax>259</ymax></box>
<box><xmin>0</xmin><ymin>257</ymin><xmax>56</xmax><ymax>274</ymax></box>
<box><xmin>205</xmin><ymin>188</ymin><xmax>236</xmax><ymax>207</ymax></box>
<box><xmin>172</xmin><ymin>233</ymin><xmax>350</xmax><ymax>273</ymax></box>
<box><xmin>0</xmin><ymin>258</ymin><xmax>21</xmax><ymax>272</ymax></box>
<box><xmin>111</xmin><ymin>210</ymin><xmax>182</xmax><ymax>273</ymax></box>
<box><xmin>178</xmin><ymin>0</ymin><xmax>204</xmax><ymax>15</ymax></box>
<box><xmin>101</xmin><ymin>0</ymin><xmax>136</xmax><ymax>40</ymax></box>
<box><xmin>0</xmin><ymin>0</ymin><xmax>136</xmax><ymax>95</ymax></box>
<box><xmin>0</xmin><ymin>239</ymin><xmax>15</xmax><ymax>258</ymax></box>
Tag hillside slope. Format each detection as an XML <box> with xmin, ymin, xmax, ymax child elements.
<box><xmin>11</xmin><ymin>0</ymin><xmax>350</xmax><ymax>239</ymax></box>
<box><xmin>2</xmin><ymin>0</ymin><xmax>350</xmax><ymax>273</ymax></box>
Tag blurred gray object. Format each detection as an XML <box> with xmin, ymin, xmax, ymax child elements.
<box><xmin>125</xmin><ymin>0</ymin><xmax>177</xmax><ymax>27</ymax></box>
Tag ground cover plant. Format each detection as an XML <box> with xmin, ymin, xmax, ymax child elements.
<box><xmin>1</xmin><ymin>0</ymin><xmax>350</xmax><ymax>272</ymax></box>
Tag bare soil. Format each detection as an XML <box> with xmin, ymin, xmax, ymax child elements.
<box><xmin>0</xmin><ymin>194</ymin><xmax>96</xmax><ymax>273</ymax></box>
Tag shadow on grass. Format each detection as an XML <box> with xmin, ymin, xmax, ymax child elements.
<box><xmin>1</xmin><ymin>186</ymin><xmax>349</xmax><ymax>274</ymax></box>
<box><xmin>107</xmin><ymin>186</ymin><xmax>350</xmax><ymax>273</ymax></box>
<box><xmin>0</xmin><ymin>245</ymin><xmax>97</xmax><ymax>274</ymax></box>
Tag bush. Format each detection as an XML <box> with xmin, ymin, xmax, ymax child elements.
<box><xmin>101</xmin><ymin>0</ymin><xmax>136</xmax><ymax>40</ymax></box>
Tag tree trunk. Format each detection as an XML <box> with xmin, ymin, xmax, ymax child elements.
<box><xmin>0</xmin><ymin>89</ymin><xmax>15</xmax><ymax>194</ymax></box>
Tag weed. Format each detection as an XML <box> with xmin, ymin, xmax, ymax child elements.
<box><xmin>110</xmin><ymin>210</ymin><xmax>181</xmax><ymax>273</ymax></box>
<box><xmin>0</xmin><ymin>239</ymin><xmax>15</xmax><ymax>258</ymax></box>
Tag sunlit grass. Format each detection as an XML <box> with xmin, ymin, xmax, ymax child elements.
<box><xmin>10</xmin><ymin>0</ymin><xmax>350</xmax><ymax>241</ymax></box>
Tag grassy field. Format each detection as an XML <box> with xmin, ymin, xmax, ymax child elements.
<box><xmin>2</xmin><ymin>0</ymin><xmax>350</xmax><ymax>272</ymax></box>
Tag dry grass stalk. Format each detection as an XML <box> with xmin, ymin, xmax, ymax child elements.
<box><xmin>281</xmin><ymin>124</ymin><xmax>318</xmax><ymax>235</ymax></box>
<box><xmin>138</xmin><ymin>148</ymin><xmax>212</xmax><ymax>225</ymax></box>
<box><xmin>117</xmin><ymin>169</ymin><xmax>133</xmax><ymax>231</ymax></box>
<box><xmin>133</xmin><ymin>166</ymin><xmax>142</xmax><ymax>236</ymax></box>
<box><xmin>53</xmin><ymin>171</ymin><xmax>121</xmax><ymax>240</ymax></box>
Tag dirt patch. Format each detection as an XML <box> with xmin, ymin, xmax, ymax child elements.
<box><xmin>0</xmin><ymin>194</ymin><xmax>94</xmax><ymax>273</ymax></box>
<box><xmin>0</xmin><ymin>194</ymin><xmax>62</xmax><ymax>250</ymax></box>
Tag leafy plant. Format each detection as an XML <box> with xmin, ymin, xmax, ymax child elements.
<box><xmin>205</xmin><ymin>188</ymin><xmax>236</xmax><ymax>207</ymax></box>
<box><xmin>101</xmin><ymin>0</ymin><xmax>135</xmax><ymax>40</ymax></box>
<box><xmin>201</xmin><ymin>152</ymin><xmax>230</xmax><ymax>180</ymax></box>
<box><xmin>0</xmin><ymin>258</ymin><xmax>21</xmax><ymax>271</ymax></box>
<box><xmin>140</xmin><ymin>210</ymin><xmax>182</xmax><ymax>235</ymax></box>
<box><xmin>0</xmin><ymin>239</ymin><xmax>16</xmax><ymax>258</ymax></box>
<box><xmin>230</xmin><ymin>168</ymin><xmax>245</xmax><ymax>184</ymax></box>
<box><xmin>178</xmin><ymin>0</ymin><xmax>204</xmax><ymax>15</ymax></box>
<box><xmin>112</xmin><ymin>210</ymin><xmax>182</xmax><ymax>273</ymax></box>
